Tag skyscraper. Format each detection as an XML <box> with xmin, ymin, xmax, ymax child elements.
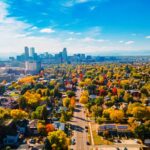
<box><xmin>62</xmin><ymin>48</ymin><xmax>68</xmax><ymax>62</ymax></box>
<box><xmin>24</xmin><ymin>46</ymin><xmax>29</xmax><ymax>60</ymax></box>
<box><xmin>30</xmin><ymin>47</ymin><xmax>35</xmax><ymax>58</ymax></box>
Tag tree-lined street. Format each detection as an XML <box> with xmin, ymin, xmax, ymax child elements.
<box><xmin>70</xmin><ymin>87</ymin><xmax>89</xmax><ymax>150</ymax></box>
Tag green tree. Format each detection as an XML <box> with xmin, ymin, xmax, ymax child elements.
<box><xmin>0</xmin><ymin>85</ymin><xmax>5</xmax><ymax>95</ymax></box>
<box><xmin>95</xmin><ymin>96</ymin><xmax>103</xmax><ymax>105</ymax></box>
<box><xmin>31</xmin><ymin>105</ymin><xmax>48</xmax><ymax>120</ymax></box>
<box><xmin>90</xmin><ymin>105</ymin><xmax>102</xmax><ymax>121</ymax></box>
<box><xmin>18</xmin><ymin>96</ymin><xmax>27</xmax><ymax>109</ymax></box>
<box><xmin>47</xmin><ymin>130</ymin><xmax>68</xmax><ymax>150</ymax></box>
<box><xmin>131</xmin><ymin>106</ymin><xmax>150</xmax><ymax>120</ymax></box>
<box><xmin>0</xmin><ymin>108</ymin><xmax>10</xmax><ymax>123</ymax></box>
<box><xmin>134</xmin><ymin>123</ymin><xmax>150</xmax><ymax>140</ymax></box>
<box><xmin>66</xmin><ymin>90</ymin><xmax>75</xmax><ymax>98</ymax></box>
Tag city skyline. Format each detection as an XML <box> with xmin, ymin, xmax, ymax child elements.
<box><xmin>0</xmin><ymin>0</ymin><xmax>150</xmax><ymax>56</ymax></box>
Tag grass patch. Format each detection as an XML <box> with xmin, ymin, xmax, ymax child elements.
<box><xmin>88</xmin><ymin>129</ymin><xmax>91</xmax><ymax>144</ymax></box>
<box><xmin>92</xmin><ymin>130</ymin><xmax>112</xmax><ymax>145</ymax></box>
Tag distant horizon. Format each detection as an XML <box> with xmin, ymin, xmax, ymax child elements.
<box><xmin>0</xmin><ymin>49</ymin><xmax>150</xmax><ymax>61</ymax></box>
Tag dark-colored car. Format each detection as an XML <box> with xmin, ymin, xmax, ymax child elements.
<box><xmin>86</xmin><ymin>141</ymin><xmax>90</xmax><ymax>145</ymax></box>
<box><xmin>85</xmin><ymin>126</ymin><xmax>88</xmax><ymax>129</ymax></box>
<box><xmin>29</xmin><ymin>139</ymin><xmax>36</xmax><ymax>144</ymax></box>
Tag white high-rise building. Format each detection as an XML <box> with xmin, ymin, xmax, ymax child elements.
<box><xmin>25</xmin><ymin>61</ymin><xmax>41</xmax><ymax>73</ymax></box>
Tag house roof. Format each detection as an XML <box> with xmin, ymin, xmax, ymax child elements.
<box><xmin>28</xmin><ymin>120</ymin><xmax>38</xmax><ymax>128</ymax></box>
<box><xmin>99</xmin><ymin>124</ymin><xmax>116</xmax><ymax>130</ymax></box>
<box><xmin>116</xmin><ymin>125</ymin><xmax>129</xmax><ymax>130</ymax></box>
<box><xmin>53</xmin><ymin>121</ymin><xmax>65</xmax><ymax>131</ymax></box>
<box><xmin>99</xmin><ymin>124</ymin><xmax>130</xmax><ymax>131</ymax></box>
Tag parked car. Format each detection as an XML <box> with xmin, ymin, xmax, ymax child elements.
<box><xmin>71</xmin><ymin>139</ymin><xmax>76</xmax><ymax>145</ymax></box>
<box><xmin>86</xmin><ymin>141</ymin><xmax>90</xmax><ymax>145</ymax></box>
<box><xmin>85</xmin><ymin>126</ymin><xmax>88</xmax><ymax>129</ymax></box>
<box><xmin>29</xmin><ymin>139</ymin><xmax>36</xmax><ymax>144</ymax></box>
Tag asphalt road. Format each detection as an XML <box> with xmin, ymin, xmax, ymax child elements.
<box><xmin>70</xmin><ymin>87</ymin><xmax>89</xmax><ymax>150</ymax></box>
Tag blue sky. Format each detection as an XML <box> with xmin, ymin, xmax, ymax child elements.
<box><xmin>0</xmin><ymin>0</ymin><xmax>150</xmax><ymax>56</ymax></box>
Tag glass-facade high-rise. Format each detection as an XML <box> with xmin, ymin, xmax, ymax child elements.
<box><xmin>24</xmin><ymin>46</ymin><xmax>29</xmax><ymax>60</ymax></box>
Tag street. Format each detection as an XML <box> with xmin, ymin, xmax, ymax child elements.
<box><xmin>70</xmin><ymin>87</ymin><xmax>89</xmax><ymax>150</ymax></box>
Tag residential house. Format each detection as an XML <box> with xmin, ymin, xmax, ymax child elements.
<box><xmin>0</xmin><ymin>97</ymin><xmax>18</xmax><ymax>109</ymax></box>
<box><xmin>16</xmin><ymin>119</ymin><xmax>29</xmax><ymax>134</ymax></box>
<box><xmin>98</xmin><ymin>124</ymin><xmax>131</xmax><ymax>137</ymax></box>
<box><xmin>28</xmin><ymin>119</ymin><xmax>38</xmax><ymax>135</ymax></box>
<box><xmin>53</xmin><ymin>121</ymin><xmax>65</xmax><ymax>131</ymax></box>
<box><xmin>0</xmin><ymin>119</ymin><xmax>19</xmax><ymax>146</ymax></box>
<box><xmin>98</xmin><ymin>124</ymin><xmax>117</xmax><ymax>136</ymax></box>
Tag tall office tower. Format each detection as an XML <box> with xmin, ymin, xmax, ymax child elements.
<box><xmin>24</xmin><ymin>46</ymin><xmax>29</xmax><ymax>60</ymax></box>
<box><xmin>62</xmin><ymin>48</ymin><xmax>68</xmax><ymax>62</ymax></box>
<box><xmin>30</xmin><ymin>47</ymin><xmax>35</xmax><ymax>58</ymax></box>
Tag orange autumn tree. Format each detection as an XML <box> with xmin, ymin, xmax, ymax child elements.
<box><xmin>70</xmin><ymin>97</ymin><xmax>76</xmax><ymax>108</ymax></box>
<box><xmin>18</xmin><ymin>76</ymin><xmax>36</xmax><ymax>84</ymax></box>
<box><xmin>37</xmin><ymin>122</ymin><xmax>46</xmax><ymax>135</ymax></box>
<box><xmin>46</xmin><ymin>124</ymin><xmax>55</xmax><ymax>133</ymax></box>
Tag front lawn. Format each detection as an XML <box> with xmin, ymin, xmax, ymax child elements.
<box><xmin>92</xmin><ymin>130</ymin><xmax>112</xmax><ymax>145</ymax></box>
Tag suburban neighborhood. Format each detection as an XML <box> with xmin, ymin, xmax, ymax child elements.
<box><xmin>0</xmin><ymin>63</ymin><xmax>149</xmax><ymax>150</ymax></box>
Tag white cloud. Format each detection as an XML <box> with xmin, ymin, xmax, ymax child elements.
<box><xmin>31</xmin><ymin>26</ymin><xmax>38</xmax><ymax>30</ymax></box>
<box><xmin>63</xmin><ymin>0</ymin><xmax>107</xmax><ymax>7</ymax></box>
<box><xmin>85</xmin><ymin>26</ymin><xmax>102</xmax><ymax>38</ymax></box>
<box><xmin>145</xmin><ymin>35</ymin><xmax>150</xmax><ymax>39</ymax></box>
<box><xmin>82</xmin><ymin>37</ymin><xmax>107</xmax><ymax>42</ymax></box>
<box><xmin>40</xmin><ymin>28</ymin><xmax>55</xmax><ymax>33</ymax></box>
<box><xmin>125</xmin><ymin>41</ymin><xmax>134</xmax><ymax>45</ymax></box>
<box><xmin>0</xmin><ymin>2</ymin><xmax>7</xmax><ymax>22</ymax></box>
<box><xmin>68</xmin><ymin>31</ymin><xmax>81</xmax><ymax>35</ymax></box>
<box><xmin>0</xmin><ymin>1</ymin><xmax>62</xmax><ymax>55</ymax></box>
<box><xmin>90</xmin><ymin>6</ymin><xmax>96</xmax><ymax>10</ymax></box>
<box><xmin>119</xmin><ymin>40</ymin><xmax>124</xmax><ymax>43</ymax></box>
<box><xmin>66</xmin><ymin>37</ymin><xmax>74</xmax><ymax>41</ymax></box>
<box><xmin>83</xmin><ymin>37</ymin><xmax>95</xmax><ymax>42</ymax></box>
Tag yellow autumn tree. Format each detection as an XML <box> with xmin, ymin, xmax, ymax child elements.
<box><xmin>10</xmin><ymin>109</ymin><xmax>28</xmax><ymax>120</ymax></box>
<box><xmin>84</xmin><ymin>78</ymin><xmax>92</xmax><ymax>86</ymax></box>
<box><xmin>81</xmin><ymin>90</ymin><xmax>89</xmax><ymax>97</ymax></box>
<box><xmin>63</xmin><ymin>98</ymin><xmax>70</xmax><ymax>108</ymax></box>
<box><xmin>24</xmin><ymin>91</ymin><xmax>41</xmax><ymax>107</ymax></box>
<box><xmin>110</xmin><ymin>110</ymin><xmax>124</xmax><ymax>122</ymax></box>
<box><xmin>79</xmin><ymin>96</ymin><xmax>88</xmax><ymax>104</ymax></box>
